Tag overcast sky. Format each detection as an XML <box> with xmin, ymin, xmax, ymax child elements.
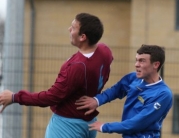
<box><xmin>0</xmin><ymin>0</ymin><xmax>7</xmax><ymax>20</ymax></box>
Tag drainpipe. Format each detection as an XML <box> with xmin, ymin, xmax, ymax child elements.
<box><xmin>28</xmin><ymin>0</ymin><xmax>35</xmax><ymax>138</ymax></box>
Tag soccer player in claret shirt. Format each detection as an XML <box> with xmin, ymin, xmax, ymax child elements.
<box><xmin>0</xmin><ymin>13</ymin><xmax>113</xmax><ymax>138</ymax></box>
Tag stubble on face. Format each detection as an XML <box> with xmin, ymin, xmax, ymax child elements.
<box><xmin>135</xmin><ymin>54</ymin><xmax>153</xmax><ymax>79</ymax></box>
<box><xmin>69</xmin><ymin>19</ymin><xmax>81</xmax><ymax>46</ymax></box>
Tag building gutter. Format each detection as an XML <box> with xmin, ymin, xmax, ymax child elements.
<box><xmin>28</xmin><ymin>0</ymin><xmax>35</xmax><ymax>138</ymax></box>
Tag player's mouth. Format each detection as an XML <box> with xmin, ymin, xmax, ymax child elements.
<box><xmin>136</xmin><ymin>69</ymin><xmax>141</xmax><ymax>75</ymax></box>
<box><xmin>136</xmin><ymin>69</ymin><xmax>141</xmax><ymax>72</ymax></box>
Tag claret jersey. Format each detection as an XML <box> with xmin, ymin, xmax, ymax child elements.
<box><xmin>14</xmin><ymin>43</ymin><xmax>113</xmax><ymax>121</ymax></box>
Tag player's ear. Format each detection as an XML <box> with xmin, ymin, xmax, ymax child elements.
<box><xmin>80</xmin><ymin>34</ymin><xmax>87</xmax><ymax>41</ymax></box>
<box><xmin>153</xmin><ymin>61</ymin><xmax>160</xmax><ymax>70</ymax></box>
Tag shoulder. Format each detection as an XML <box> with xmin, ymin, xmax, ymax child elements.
<box><xmin>68</xmin><ymin>62</ymin><xmax>86</xmax><ymax>70</ymax></box>
<box><xmin>148</xmin><ymin>82</ymin><xmax>173</xmax><ymax>103</ymax></box>
<box><xmin>122</xmin><ymin>72</ymin><xmax>137</xmax><ymax>80</ymax></box>
<box><xmin>117</xmin><ymin>72</ymin><xmax>140</xmax><ymax>85</ymax></box>
<box><xmin>97</xmin><ymin>43</ymin><xmax>112</xmax><ymax>53</ymax></box>
<box><xmin>97</xmin><ymin>42</ymin><xmax>108</xmax><ymax>48</ymax></box>
<box><xmin>158</xmin><ymin>82</ymin><xmax>173</xmax><ymax>97</ymax></box>
<box><xmin>96</xmin><ymin>42</ymin><xmax>113</xmax><ymax>61</ymax></box>
<box><xmin>61</xmin><ymin>61</ymin><xmax>87</xmax><ymax>76</ymax></box>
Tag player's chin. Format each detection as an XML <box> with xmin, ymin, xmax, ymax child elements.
<box><xmin>136</xmin><ymin>72</ymin><xmax>142</xmax><ymax>78</ymax></box>
<box><xmin>70</xmin><ymin>41</ymin><xmax>75</xmax><ymax>46</ymax></box>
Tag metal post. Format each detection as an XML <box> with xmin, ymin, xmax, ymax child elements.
<box><xmin>27</xmin><ymin>0</ymin><xmax>36</xmax><ymax>138</ymax></box>
<box><xmin>2</xmin><ymin>0</ymin><xmax>24</xmax><ymax>138</ymax></box>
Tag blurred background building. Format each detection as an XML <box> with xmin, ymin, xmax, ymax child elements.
<box><xmin>0</xmin><ymin>0</ymin><xmax>179</xmax><ymax>138</ymax></box>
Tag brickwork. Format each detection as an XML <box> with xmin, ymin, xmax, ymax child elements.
<box><xmin>21</xmin><ymin>0</ymin><xmax>179</xmax><ymax>138</ymax></box>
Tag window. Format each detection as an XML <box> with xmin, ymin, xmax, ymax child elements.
<box><xmin>176</xmin><ymin>0</ymin><xmax>179</xmax><ymax>30</ymax></box>
<box><xmin>173</xmin><ymin>95</ymin><xmax>179</xmax><ymax>134</ymax></box>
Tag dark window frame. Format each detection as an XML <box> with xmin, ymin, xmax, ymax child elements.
<box><xmin>172</xmin><ymin>94</ymin><xmax>179</xmax><ymax>134</ymax></box>
<box><xmin>176</xmin><ymin>0</ymin><xmax>179</xmax><ymax>30</ymax></box>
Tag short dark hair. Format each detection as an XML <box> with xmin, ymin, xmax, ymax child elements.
<box><xmin>75</xmin><ymin>13</ymin><xmax>104</xmax><ymax>46</ymax></box>
<box><xmin>137</xmin><ymin>44</ymin><xmax>165</xmax><ymax>72</ymax></box>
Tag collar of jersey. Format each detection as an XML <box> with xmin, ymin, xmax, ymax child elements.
<box><xmin>141</xmin><ymin>76</ymin><xmax>162</xmax><ymax>86</ymax></box>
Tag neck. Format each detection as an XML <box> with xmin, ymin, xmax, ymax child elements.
<box><xmin>144</xmin><ymin>73</ymin><xmax>160</xmax><ymax>84</ymax></box>
<box><xmin>79</xmin><ymin>44</ymin><xmax>97</xmax><ymax>54</ymax></box>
